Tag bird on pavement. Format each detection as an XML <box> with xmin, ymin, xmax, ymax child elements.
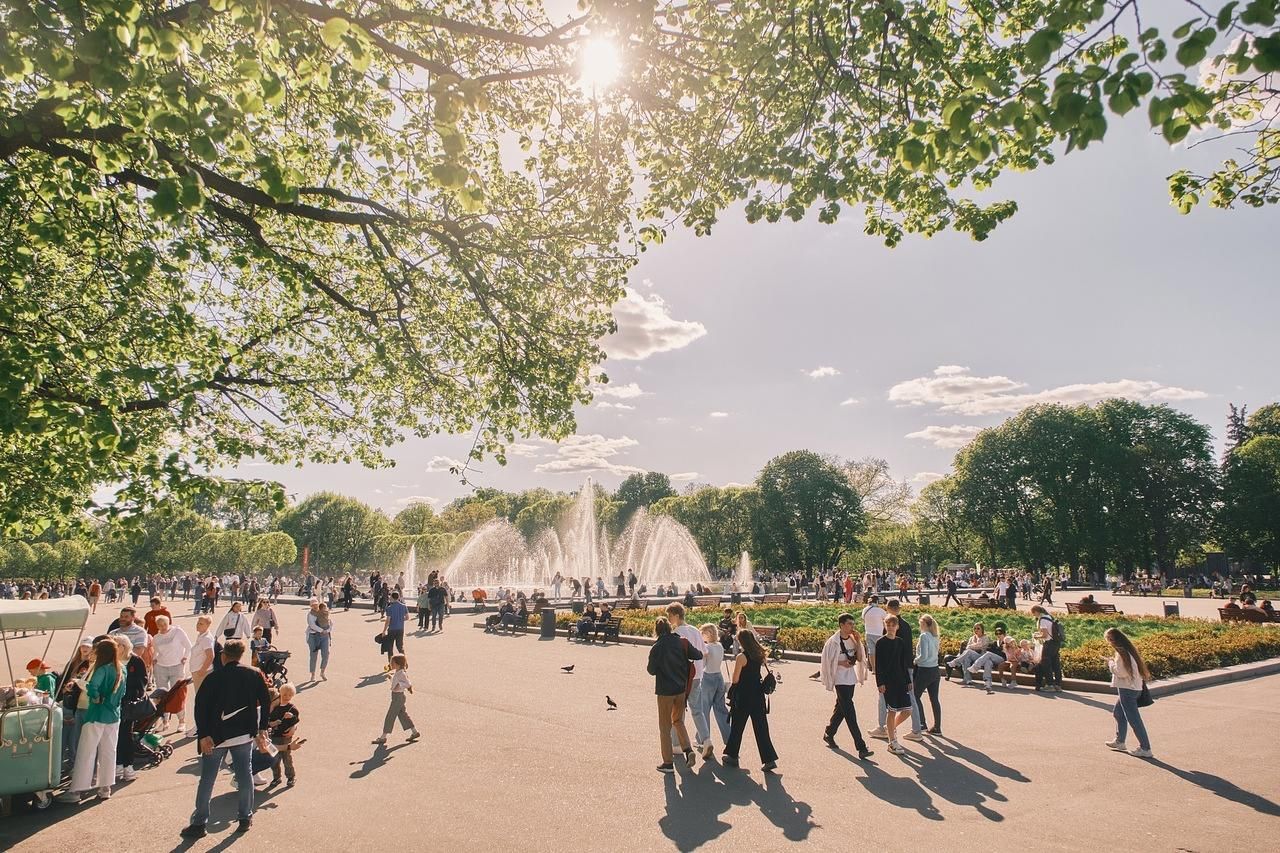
<box><xmin>606</xmin><ymin>696</ymin><xmax>618</xmax><ymax>710</ymax></box>
<box><xmin>809</xmin><ymin>671</ymin><xmax>820</xmax><ymax>679</ymax></box>
<box><xmin>562</xmin><ymin>665</ymin><xmax>575</xmax><ymax>673</ymax></box>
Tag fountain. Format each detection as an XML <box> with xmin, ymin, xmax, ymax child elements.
<box><xmin>442</xmin><ymin>478</ymin><xmax>713</xmax><ymax>592</ymax></box>
<box><xmin>734</xmin><ymin>551</ymin><xmax>753</xmax><ymax>593</ymax></box>
<box><xmin>402</xmin><ymin>543</ymin><xmax>418</xmax><ymax>593</ymax></box>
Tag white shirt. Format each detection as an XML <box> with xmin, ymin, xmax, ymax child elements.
<box><xmin>674</xmin><ymin>623</ymin><xmax>706</xmax><ymax>680</ymax></box>
<box><xmin>862</xmin><ymin>605</ymin><xmax>886</xmax><ymax>636</ymax></box>
<box><xmin>217</xmin><ymin>610</ymin><xmax>252</xmax><ymax>640</ymax></box>
<box><xmin>1109</xmin><ymin>652</ymin><xmax>1143</xmax><ymax>691</ymax></box>
<box><xmin>390</xmin><ymin>670</ymin><xmax>412</xmax><ymax>693</ymax></box>
<box><xmin>191</xmin><ymin>631</ymin><xmax>215</xmax><ymax>673</ymax></box>
<box><xmin>821</xmin><ymin>631</ymin><xmax>866</xmax><ymax>689</ymax></box>
<box><xmin>1037</xmin><ymin>615</ymin><xmax>1056</xmax><ymax>639</ymax></box>
<box><xmin>153</xmin><ymin>626</ymin><xmax>192</xmax><ymax>668</ymax></box>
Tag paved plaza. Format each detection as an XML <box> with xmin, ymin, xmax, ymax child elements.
<box><xmin>2</xmin><ymin>600</ymin><xmax>1277</xmax><ymax>852</ymax></box>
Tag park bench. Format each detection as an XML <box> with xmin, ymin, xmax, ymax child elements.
<box><xmin>1219</xmin><ymin>607</ymin><xmax>1269</xmax><ymax>624</ymax></box>
<box><xmin>759</xmin><ymin>593</ymin><xmax>792</xmax><ymax>605</ymax></box>
<box><xmin>753</xmin><ymin>625</ymin><xmax>784</xmax><ymax>660</ymax></box>
<box><xmin>958</xmin><ymin>596</ymin><xmax>999</xmax><ymax>609</ymax></box>
<box><xmin>486</xmin><ymin>609</ymin><xmax>530</xmax><ymax>633</ymax></box>
<box><xmin>1066</xmin><ymin>602</ymin><xmax>1120</xmax><ymax>615</ymax></box>
<box><xmin>566</xmin><ymin>616</ymin><xmax>623</xmax><ymax>644</ymax></box>
<box><xmin>611</xmin><ymin>598</ymin><xmax>645</xmax><ymax>610</ymax></box>
<box><xmin>692</xmin><ymin>595</ymin><xmax>721</xmax><ymax>608</ymax></box>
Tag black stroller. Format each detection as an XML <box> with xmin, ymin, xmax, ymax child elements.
<box><xmin>256</xmin><ymin>649</ymin><xmax>291</xmax><ymax>687</ymax></box>
<box><xmin>130</xmin><ymin>679</ymin><xmax>190</xmax><ymax>765</ymax></box>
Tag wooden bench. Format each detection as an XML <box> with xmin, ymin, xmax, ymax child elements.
<box><xmin>611</xmin><ymin>598</ymin><xmax>645</xmax><ymax>611</ymax></box>
<box><xmin>759</xmin><ymin>594</ymin><xmax>792</xmax><ymax>605</ymax></box>
<box><xmin>753</xmin><ymin>625</ymin><xmax>784</xmax><ymax>660</ymax></box>
<box><xmin>485</xmin><ymin>609</ymin><xmax>529</xmax><ymax>633</ymax></box>
<box><xmin>1066</xmin><ymin>602</ymin><xmax>1120</xmax><ymax>615</ymax></box>
<box><xmin>958</xmin><ymin>596</ymin><xmax>999</xmax><ymax>609</ymax></box>
<box><xmin>692</xmin><ymin>595</ymin><xmax>721</xmax><ymax>608</ymax></box>
<box><xmin>567</xmin><ymin>616</ymin><xmax>622</xmax><ymax>644</ymax></box>
<box><xmin>1220</xmin><ymin>607</ymin><xmax>1269</xmax><ymax>624</ymax></box>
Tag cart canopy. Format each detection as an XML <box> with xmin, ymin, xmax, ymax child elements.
<box><xmin>0</xmin><ymin>596</ymin><xmax>91</xmax><ymax>633</ymax></box>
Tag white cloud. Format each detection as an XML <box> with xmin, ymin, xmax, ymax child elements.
<box><xmin>592</xmin><ymin>381</ymin><xmax>647</xmax><ymax>400</ymax></box>
<box><xmin>670</xmin><ymin>472</ymin><xmax>700</xmax><ymax>482</ymax></box>
<box><xmin>905</xmin><ymin>425</ymin><xmax>984</xmax><ymax>449</ymax></box>
<box><xmin>597</xmin><ymin>401</ymin><xmax>636</xmax><ymax>410</ymax></box>
<box><xmin>656</xmin><ymin>416</ymin><xmax>674</xmax><ymax>424</ymax></box>
<box><xmin>807</xmin><ymin>366</ymin><xmax>841</xmax><ymax>379</ymax></box>
<box><xmin>889</xmin><ymin>366</ymin><xmax>1207</xmax><ymax>416</ymax></box>
<box><xmin>505</xmin><ymin>443</ymin><xmax>541</xmax><ymax>458</ymax></box>
<box><xmin>839</xmin><ymin>398</ymin><xmax>860</xmax><ymax>407</ymax></box>
<box><xmin>709</xmin><ymin>411</ymin><xmax>729</xmax><ymax>418</ymax></box>
<box><xmin>910</xmin><ymin>472</ymin><xmax>945</xmax><ymax>487</ymax></box>
<box><xmin>395</xmin><ymin>495</ymin><xmax>440</xmax><ymax>507</ymax></box>
<box><xmin>425</xmin><ymin>455</ymin><xmax>464</xmax><ymax>473</ymax></box>
<box><xmin>605</xmin><ymin>286</ymin><xmax>707</xmax><ymax>360</ymax></box>
<box><xmin>723</xmin><ymin>482</ymin><xmax>750</xmax><ymax>489</ymax></box>
<box><xmin>534</xmin><ymin>434</ymin><xmax>644</xmax><ymax>476</ymax></box>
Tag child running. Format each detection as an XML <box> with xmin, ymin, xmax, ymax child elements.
<box><xmin>373</xmin><ymin>654</ymin><xmax>421</xmax><ymax>745</ymax></box>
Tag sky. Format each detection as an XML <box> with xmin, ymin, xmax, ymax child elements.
<box><xmin>231</xmin><ymin>109</ymin><xmax>1280</xmax><ymax>515</ymax></box>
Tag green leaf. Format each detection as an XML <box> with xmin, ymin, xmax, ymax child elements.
<box><xmin>1025</xmin><ymin>29</ymin><xmax>1064</xmax><ymax>68</ymax></box>
<box><xmin>320</xmin><ymin>17</ymin><xmax>349</xmax><ymax>49</ymax></box>
<box><xmin>896</xmin><ymin>138</ymin><xmax>926</xmax><ymax>169</ymax></box>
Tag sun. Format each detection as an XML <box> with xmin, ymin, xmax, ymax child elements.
<box><xmin>577</xmin><ymin>37</ymin><xmax>622</xmax><ymax>92</ymax></box>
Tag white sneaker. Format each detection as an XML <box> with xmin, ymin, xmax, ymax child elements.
<box><xmin>1104</xmin><ymin>739</ymin><xmax>1126</xmax><ymax>751</ymax></box>
<box><xmin>120</xmin><ymin>766</ymin><xmax>137</xmax><ymax>782</ymax></box>
<box><xmin>252</xmin><ymin>772</ymin><xmax>268</xmax><ymax>786</ymax></box>
<box><xmin>902</xmin><ymin>731</ymin><xmax>924</xmax><ymax>742</ymax></box>
<box><xmin>55</xmin><ymin>791</ymin><xmax>83</xmax><ymax>804</ymax></box>
<box><xmin>97</xmin><ymin>787</ymin><xmax>112</xmax><ymax>799</ymax></box>
<box><xmin>868</xmin><ymin>727</ymin><xmax>889</xmax><ymax>739</ymax></box>
<box><xmin>1129</xmin><ymin>747</ymin><xmax>1153</xmax><ymax>758</ymax></box>
<box><xmin>887</xmin><ymin>741</ymin><xmax>906</xmax><ymax>755</ymax></box>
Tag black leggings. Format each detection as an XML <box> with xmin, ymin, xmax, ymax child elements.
<box><xmin>913</xmin><ymin>665</ymin><xmax>942</xmax><ymax>730</ymax></box>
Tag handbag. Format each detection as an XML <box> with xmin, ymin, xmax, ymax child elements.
<box><xmin>374</xmin><ymin>632</ymin><xmax>386</xmax><ymax>645</ymax></box>
<box><xmin>761</xmin><ymin>662</ymin><xmax>777</xmax><ymax>695</ymax></box>
<box><xmin>1136</xmin><ymin>682</ymin><xmax>1153</xmax><ymax>707</ymax></box>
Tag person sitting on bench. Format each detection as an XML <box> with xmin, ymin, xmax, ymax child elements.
<box><xmin>574</xmin><ymin>605</ymin><xmax>598</xmax><ymax>640</ymax></box>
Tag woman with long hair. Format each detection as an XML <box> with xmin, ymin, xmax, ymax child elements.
<box><xmin>723</xmin><ymin>629</ymin><xmax>778</xmax><ymax>772</ymax></box>
<box><xmin>914</xmin><ymin>614</ymin><xmax>943</xmax><ymax>735</ymax></box>
<box><xmin>306</xmin><ymin>600</ymin><xmax>334</xmax><ymax>681</ymax></box>
<box><xmin>57</xmin><ymin>639</ymin><xmax>126</xmax><ymax>803</ymax></box>
<box><xmin>252</xmin><ymin>597</ymin><xmax>279</xmax><ymax>644</ymax></box>
<box><xmin>1104</xmin><ymin>627</ymin><xmax>1153</xmax><ymax>758</ymax></box>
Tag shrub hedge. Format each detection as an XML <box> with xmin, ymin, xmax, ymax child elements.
<box><xmin>524</xmin><ymin>602</ymin><xmax>1280</xmax><ymax>681</ymax></box>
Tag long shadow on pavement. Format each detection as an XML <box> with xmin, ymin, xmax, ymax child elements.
<box><xmin>1147</xmin><ymin>759</ymin><xmax>1280</xmax><ymax>817</ymax></box>
<box><xmin>348</xmin><ymin>742</ymin><xmax>411</xmax><ymax>779</ymax></box>
<box><xmin>912</xmin><ymin>740</ymin><xmax>1009</xmax><ymax>821</ymax></box>
<box><xmin>850</xmin><ymin>754</ymin><xmax>944</xmax><ymax>821</ymax></box>
<box><xmin>928</xmin><ymin>735</ymin><xmax>1031</xmax><ymax>782</ymax></box>
<box><xmin>658</xmin><ymin>759</ymin><xmax>817</xmax><ymax>851</ymax></box>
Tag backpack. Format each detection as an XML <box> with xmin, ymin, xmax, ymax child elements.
<box><xmin>1049</xmin><ymin>617</ymin><xmax>1065</xmax><ymax>644</ymax></box>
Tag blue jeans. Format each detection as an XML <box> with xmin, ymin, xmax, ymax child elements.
<box><xmin>1114</xmin><ymin>688</ymin><xmax>1150</xmax><ymax>750</ymax></box>
<box><xmin>697</xmin><ymin>672</ymin><xmax>731</xmax><ymax>743</ymax></box>
<box><xmin>307</xmin><ymin>633</ymin><xmax>330</xmax><ymax>673</ymax></box>
<box><xmin>671</xmin><ymin>679</ymin><xmax>710</xmax><ymax>747</ymax></box>
<box><xmin>191</xmin><ymin>741</ymin><xmax>253</xmax><ymax>825</ymax></box>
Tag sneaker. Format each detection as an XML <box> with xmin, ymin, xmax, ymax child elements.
<box><xmin>119</xmin><ymin>766</ymin><xmax>137</xmax><ymax>781</ymax></box>
<box><xmin>868</xmin><ymin>727</ymin><xmax>889</xmax><ymax>739</ymax></box>
<box><xmin>657</xmin><ymin>763</ymin><xmax>675</xmax><ymax>774</ymax></box>
<box><xmin>252</xmin><ymin>772</ymin><xmax>268</xmax><ymax>786</ymax></box>
<box><xmin>407</xmin><ymin>729</ymin><xmax>421</xmax><ymax>742</ymax></box>
<box><xmin>857</xmin><ymin>746</ymin><xmax>874</xmax><ymax>760</ymax></box>
<box><xmin>1104</xmin><ymin>740</ymin><xmax>1127</xmax><ymax>751</ymax></box>
<box><xmin>286</xmin><ymin>778</ymin><xmax>296</xmax><ymax>788</ymax></box>
<box><xmin>702</xmin><ymin>742</ymin><xmax>714</xmax><ymax>759</ymax></box>
<box><xmin>721</xmin><ymin>755</ymin><xmax>739</xmax><ymax>767</ymax></box>
<box><xmin>761</xmin><ymin>761</ymin><xmax>777</xmax><ymax>772</ymax></box>
<box><xmin>236</xmin><ymin>818</ymin><xmax>252</xmax><ymax>833</ymax></box>
<box><xmin>684</xmin><ymin>749</ymin><xmax>697</xmax><ymax>767</ymax></box>
<box><xmin>309</xmin><ymin>671</ymin><xmax>316</xmax><ymax>681</ymax></box>
<box><xmin>887</xmin><ymin>741</ymin><xmax>906</xmax><ymax>755</ymax></box>
<box><xmin>928</xmin><ymin>727</ymin><xmax>943</xmax><ymax>736</ymax></box>
<box><xmin>320</xmin><ymin>671</ymin><xmax>327</xmax><ymax>681</ymax></box>
<box><xmin>371</xmin><ymin>735</ymin><xmax>387</xmax><ymax>744</ymax></box>
<box><xmin>180</xmin><ymin>824</ymin><xmax>208</xmax><ymax>839</ymax></box>
<box><xmin>903</xmin><ymin>731</ymin><xmax>924</xmax><ymax>742</ymax></box>
<box><xmin>822</xmin><ymin>733</ymin><xmax>837</xmax><ymax>749</ymax></box>
<box><xmin>986</xmin><ymin>686</ymin><xmax>995</xmax><ymax>694</ymax></box>
<box><xmin>1129</xmin><ymin>747</ymin><xmax>1153</xmax><ymax>758</ymax></box>
<box><xmin>97</xmin><ymin>787</ymin><xmax>112</xmax><ymax>799</ymax></box>
<box><xmin>55</xmin><ymin>791</ymin><xmax>83</xmax><ymax>804</ymax></box>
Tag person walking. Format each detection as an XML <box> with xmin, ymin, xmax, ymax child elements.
<box><xmin>696</xmin><ymin>623</ymin><xmax>731</xmax><ymax>759</ymax></box>
<box><xmin>216</xmin><ymin>600</ymin><xmax>252</xmax><ymax>642</ymax></box>
<box><xmin>820</xmin><ymin>613</ymin><xmax>873</xmax><ymax>759</ymax></box>
<box><xmin>914</xmin><ymin>614</ymin><xmax>943</xmax><ymax>735</ymax></box>
<box><xmin>382</xmin><ymin>590</ymin><xmax>409</xmax><ymax>667</ymax></box>
<box><xmin>88</xmin><ymin>580</ymin><xmax>101</xmax><ymax>614</ymax></box>
<box><xmin>1032</xmin><ymin>605</ymin><xmax>1063</xmax><ymax>692</ymax></box>
<box><xmin>1039</xmin><ymin>574</ymin><xmax>1055</xmax><ymax>605</ymax></box>
<box><xmin>372</xmin><ymin>654</ymin><xmax>421</xmax><ymax>744</ymax></box>
<box><xmin>875</xmin><ymin>615</ymin><xmax>914</xmax><ymax>755</ymax></box>
<box><xmin>428</xmin><ymin>581</ymin><xmax>447</xmax><ymax>632</ymax></box>
<box><xmin>416</xmin><ymin>584</ymin><xmax>430</xmax><ymax>631</ymax></box>
<box><xmin>666</xmin><ymin>603</ymin><xmax>709</xmax><ymax>757</ymax></box>
<box><xmin>723</xmin><ymin>629</ymin><xmax>778</xmax><ymax>772</ymax></box>
<box><xmin>251</xmin><ymin>598</ymin><xmax>279</xmax><ymax>645</ymax></box>
<box><xmin>647</xmin><ymin>616</ymin><xmax>702</xmax><ymax>773</ymax></box>
<box><xmin>306</xmin><ymin>600</ymin><xmax>333</xmax><ymax>681</ymax></box>
<box><xmin>56</xmin><ymin>638</ymin><xmax>126</xmax><ymax>804</ymax></box>
<box><xmin>180</xmin><ymin>640</ymin><xmax>272</xmax><ymax>838</ymax></box>
<box><xmin>870</xmin><ymin>600</ymin><xmax>923</xmax><ymax>741</ymax></box>
<box><xmin>1103</xmin><ymin>628</ymin><xmax>1153</xmax><ymax>758</ymax></box>
<box><xmin>943</xmin><ymin>575</ymin><xmax>960</xmax><ymax>608</ymax></box>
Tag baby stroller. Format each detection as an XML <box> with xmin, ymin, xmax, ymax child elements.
<box><xmin>130</xmin><ymin>678</ymin><xmax>190</xmax><ymax>766</ymax></box>
<box><xmin>257</xmin><ymin>649</ymin><xmax>291</xmax><ymax>688</ymax></box>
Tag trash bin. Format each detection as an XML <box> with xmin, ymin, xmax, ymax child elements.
<box><xmin>918</xmin><ymin>594</ymin><xmax>930</xmax><ymax>606</ymax></box>
<box><xmin>1163</xmin><ymin>601</ymin><xmax>1180</xmax><ymax>618</ymax></box>
<box><xmin>540</xmin><ymin>608</ymin><xmax>557</xmax><ymax>639</ymax></box>
<box><xmin>730</xmin><ymin>592</ymin><xmax>741</xmax><ymax>605</ymax></box>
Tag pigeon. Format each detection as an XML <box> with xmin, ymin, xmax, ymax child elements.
<box><xmin>606</xmin><ymin>695</ymin><xmax>618</xmax><ymax>710</ymax></box>
<box><xmin>809</xmin><ymin>671</ymin><xmax>821</xmax><ymax>680</ymax></box>
<box><xmin>561</xmin><ymin>665</ymin><xmax>575</xmax><ymax>673</ymax></box>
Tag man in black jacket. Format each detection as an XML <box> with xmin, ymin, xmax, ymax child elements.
<box><xmin>181</xmin><ymin>640</ymin><xmax>272</xmax><ymax>839</ymax></box>
<box><xmin>647</xmin><ymin>617</ymin><xmax>703</xmax><ymax>774</ymax></box>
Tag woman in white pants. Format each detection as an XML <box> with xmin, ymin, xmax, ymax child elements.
<box><xmin>57</xmin><ymin>639</ymin><xmax>126</xmax><ymax>803</ymax></box>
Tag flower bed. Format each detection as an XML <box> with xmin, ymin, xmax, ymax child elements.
<box><xmin>530</xmin><ymin>603</ymin><xmax>1280</xmax><ymax>681</ymax></box>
